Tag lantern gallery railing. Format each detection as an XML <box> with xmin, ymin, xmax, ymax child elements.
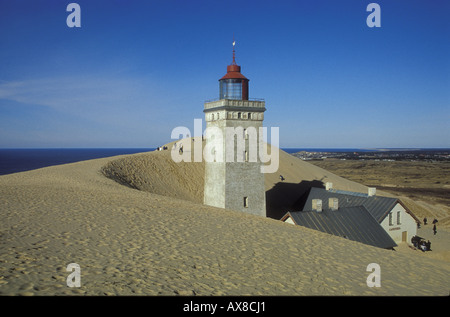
<box><xmin>204</xmin><ymin>97</ymin><xmax>265</xmax><ymax>103</ymax></box>
<box><xmin>204</xmin><ymin>99</ymin><xmax>266</xmax><ymax>112</ymax></box>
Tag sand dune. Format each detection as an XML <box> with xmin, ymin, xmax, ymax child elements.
<box><xmin>101</xmin><ymin>139</ymin><xmax>369</xmax><ymax>219</ymax></box>
<box><xmin>1</xmin><ymin>144</ymin><xmax>449</xmax><ymax>296</ymax></box>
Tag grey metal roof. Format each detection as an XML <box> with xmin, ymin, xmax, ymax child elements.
<box><xmin>284</xmin><ymin>206</ymin><xmax>398</xmax><ymax>249</ymax></box>
<box><xmin>301</xmin><ymin>187</ymin><xmax>398</xmax><ymax>223</ymax></box>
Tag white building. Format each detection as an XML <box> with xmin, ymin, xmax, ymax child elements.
<box><xmin>283</xmin><ymin>185</ymin><xmax>420</xmax><ymax>247</ymax></box>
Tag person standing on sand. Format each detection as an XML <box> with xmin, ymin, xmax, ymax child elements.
<box><xmin>426</xmin><ymin>240</ymin><xmax>431</xmax><ymax>251</ymax></box>
<box><xmin>433</xmin><ymin>224</ymin><xmax>437</xmax><ymax>235</ymax></box>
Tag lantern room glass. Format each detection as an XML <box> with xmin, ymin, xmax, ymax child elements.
<box><xmin>220</xmin><ymin>79</ymin><xmax>243</xmax><ymax>100</ymax></box>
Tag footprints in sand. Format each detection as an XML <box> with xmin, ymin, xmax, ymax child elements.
<box><xmin>1</xmin><ymin>159</ymin><xmax>450</xmax><ymax>296</ymax></box>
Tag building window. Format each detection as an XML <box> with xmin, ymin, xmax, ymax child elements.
<box><xmin>389</xmin><ymin>213</ymin><xmax>393</xmax><ymax>226</ymax></box>
<box><xmin>244</xmin><ymin>197</ymin><xmax>249</xmax><ymax>208</ymax></box>
<box><xmin>245</xmin><ymin>150</ymin><xmax>248</xmax><ymax>162</ymax></box>
<box><xmin>248</xmin><ymin>112</ymin><xmax>251</xmax><ymax>120</ymax></box>
<box><xmin>397</xmin><ymin>211</ymin><xmax>401</xmax><ymax>225</ymax></box>
<box><xmin>237</xmin><ymin>112</ymin><xmax>241</xmax><ymax>119</ymax></box>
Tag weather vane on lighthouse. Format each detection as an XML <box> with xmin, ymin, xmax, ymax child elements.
<box><xmin>232</xmin><ymin>38</ymin><xmax>236</xmax><ymax>65</ymax></box>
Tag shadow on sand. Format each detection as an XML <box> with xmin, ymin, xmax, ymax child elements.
<box><xmin>266</xmin><ymin>180</ymin><xmax>325</xmax><ymax>219</ymax></box>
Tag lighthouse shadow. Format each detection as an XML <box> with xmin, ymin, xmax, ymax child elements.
<box><xmin>265</xmin><ymin>180</ymin><xmax>325</xmax><ymax>219</ymax></box>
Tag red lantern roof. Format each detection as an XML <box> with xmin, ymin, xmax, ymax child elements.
<box><xmin>219</xmin><ymin>43</ymin><xmax>249</xmax><ymax>81</ymax></box>
<box><xmin>220</xmin><ymin>65</ymin><xmax>248</xmax><ymax>80</ymax></box>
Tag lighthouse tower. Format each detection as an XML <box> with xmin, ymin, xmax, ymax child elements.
<box><xmin>203</xmin><ymin>42</ymin><xmax>266</xmax><ymax>217</ymax></box>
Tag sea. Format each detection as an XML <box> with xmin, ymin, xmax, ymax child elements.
<box><xmin>0</xmin><ymin>147</ymin><xmax>441</xmax><ymax>176</ymax></box>
<box><xmin>0</xmin><ymin>148</ymin><xmax>155</xmax><ymax>176</ymax></box>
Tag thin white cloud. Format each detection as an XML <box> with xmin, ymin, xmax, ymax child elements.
<box><xmin>0</xmin><ymin>74</ymin><xmax>201</xmax><ymax>147</ymax></box>
<box><xmin>0</xmin><ymin>75</ymin><xmax>174</xmax><ymax>125</ymax></box>
<box><xmin>1</xmin><ymin>76</ymin><xmax>143</xmax><ymax>109</ymax></box>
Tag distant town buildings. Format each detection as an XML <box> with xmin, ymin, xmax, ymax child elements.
<box><xmin>292</xmin><ymin>149</ymin><xmax>450</xmax><ymax>162</ymax></box>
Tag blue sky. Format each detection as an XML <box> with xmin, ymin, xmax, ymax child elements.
<box><xmin>0</xmin><ymin>0</ymin><xmax>448</xmax><ymax>148</ymax></box>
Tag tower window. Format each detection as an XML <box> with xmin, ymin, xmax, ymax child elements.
<box><xmin>244</xmin><ymin>197</ymin><xmax>249</xmax><ymax>208</ymax></box>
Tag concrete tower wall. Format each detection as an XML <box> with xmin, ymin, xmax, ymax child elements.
<box><xmin>204</xmin><ymin>99</ymin><xmax>266</xmax><ymax>217</ymax></box>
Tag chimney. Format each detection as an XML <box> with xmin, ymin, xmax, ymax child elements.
<box><xmin>312</xmin><ymin>199</ymin><xmax>322</xmax><ymax>212</ymax></box>
<box><xmin>325</xmin><ymin>182</ymin><xmax>333</xmax><ymax>191</ymax></box>
<box><xmin>368</xmin><ymin>187</ymin><xmax>376</xmax><ymax>197</ymax></box>
<box><xmin>329</xmin><ymin>197</ymin><xmax>339</xmax><ymax>211</ymax></box>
